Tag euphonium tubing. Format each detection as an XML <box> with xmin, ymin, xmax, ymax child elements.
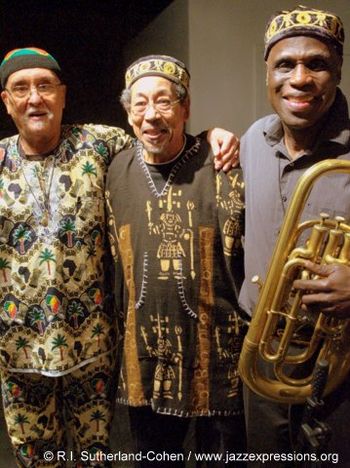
<box><xmin>238</xmin><ymin>159</ymin><xmax>350</xmax><ymax>404</ymax></box>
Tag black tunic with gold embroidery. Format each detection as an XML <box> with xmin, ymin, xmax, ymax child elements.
<box><xmin>106</xmin><ymin>135</ymin><xmax>246</xmax><ymax>417</ymax></box>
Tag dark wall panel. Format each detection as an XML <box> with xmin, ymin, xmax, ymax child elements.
<box><xmin>0</xmin><ymin>0</ymin><xmax>173</xmax><ymax>138</ymax></box>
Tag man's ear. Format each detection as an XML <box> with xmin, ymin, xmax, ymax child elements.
<box><xmin>337</xmin><ymin>70</ymin><xmax>342</xmax><ymax>84</ymax></box>
<box><xmin>1</xmin><ymin>90</ymin><xmax>11</xmax><ymax>114</ymax></box>
<box><xmin>127</xmin><ymin>111</ymin><xmax>133</xmax><ymax>127</ymax></box>
<box><xmin>61</xmin><ymin>84</ymin><xmax>67</xmax><ymax>109</ymax></box>
<box><xmin>334</xmin><ymin>55</ymin><xmax>342</xmax><ymax>84</ymax></box>
<box><xmin>337</xmin><ymin>63</ymin><xmax>342</xmax><ymax>84</ymax></box>
<box><xmin>183</xmin><ymin>96</ymin><xmax>190</xmax><ymax>121</ymax></box>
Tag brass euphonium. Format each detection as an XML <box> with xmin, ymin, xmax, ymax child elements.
<box><xmin>238</xmin><ymin>159</ymin><xmax>350</xmax><ymax>404</ymax></box>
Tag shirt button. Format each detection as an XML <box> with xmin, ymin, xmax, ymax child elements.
<box><xmin>282</xmin><ymin>195</ymin><xmax>287</xmax><ymax>202</ymax></box>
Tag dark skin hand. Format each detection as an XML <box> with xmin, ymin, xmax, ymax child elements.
<box><xmin>293</xmin><ymin>260</ymin><xmax>350</xmax><ymax>318</ymax></box>
<box><xmin>207</xmin><ymin>128</ymin><xmax>240</xmax><ymax>171</ymax></box>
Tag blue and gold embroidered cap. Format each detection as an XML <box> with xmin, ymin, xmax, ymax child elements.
<box><xmin>264</xmin><ymin>5</ymin><xmax>344</xmax><ymax>60</ymax></box>
<box><xmin>125</xmin><ymin>55</ymin><xmax>190</xmax><ymax>91</ymax></box>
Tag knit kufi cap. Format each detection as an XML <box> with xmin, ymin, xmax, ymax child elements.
<box><xmin>125</xmin><ymin>55</ymin><xmax>190</xmax><ymax>92</ymax></box>
<box><xmin>0</xmin><ymin>47</ymin><xmax>61</xmax><ymax>88</ymax></box>
<box><xmin>264</xmin><ymin>5</ymin><xmax>344</xmax><ymax>60</ymax></box>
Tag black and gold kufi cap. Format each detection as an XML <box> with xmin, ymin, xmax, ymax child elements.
<box><xmin>264</xmin><ymin>5</ymin><xmax>344</xmax><ymax>60</ymax></box>
<box><xmin>125</xmin><ymin>55</ymin><xmax>190</xmax><ymax>91</ymax></box>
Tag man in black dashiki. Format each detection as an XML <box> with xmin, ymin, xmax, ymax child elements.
<box><xmin>106</xmin><ymin>55</ymin><xmax>247</xmax><ymax>467</ymax></box>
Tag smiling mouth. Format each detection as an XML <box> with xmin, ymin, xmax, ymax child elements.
<box><xmin>28</xmin><ymin>108</ymin><xmax>48</xmax><ymax>117</ymax></box>
<box><xmin>283</xmin><ymin>95</ymin><xmax>319</xmax><ymax>111</ymax></box>
<box><xmin>143</xmin><ymin>128</ymin><xmax>168</xmax><ymax>138</ymax></box>
<box><xmin>28</xmin><ymin>114</ymin><xmax>47</xmax><ymax>120</ymax></box>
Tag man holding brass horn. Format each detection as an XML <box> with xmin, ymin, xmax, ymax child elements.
<box><xmin>239</xmin><ymin>5</ymin><xmax>350</xmax><ymax>465</ymax></box>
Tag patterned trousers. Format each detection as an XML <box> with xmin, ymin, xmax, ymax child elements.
<box><xmin>1</xmin><ymin>352</ymin><xmax>116</xmax><ymax>468</ymax></box>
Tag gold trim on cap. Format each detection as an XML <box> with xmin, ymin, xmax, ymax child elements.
<box><xmin>125</xmin><ymin>56</ymin><xmax>190</xmax><ymax>90</ymax></box>
<box><xmin>265</xmin><ymin>6</ymin><xmax>344</xmax><ymax>56</ymax></box>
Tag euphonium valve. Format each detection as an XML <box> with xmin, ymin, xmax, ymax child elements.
<box><xmin>238</xmin><ymin>159</ymin><xmax>350</xmax><ymax>404</ymax></box>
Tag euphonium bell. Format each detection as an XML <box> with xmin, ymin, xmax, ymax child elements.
<box><xmin>238</xmin><ymin>159</ymin><xmax>350</xmax><ymax>404</ymax></box>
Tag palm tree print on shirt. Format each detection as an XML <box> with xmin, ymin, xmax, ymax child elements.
<box><xmin>51</xmin><ymin>334</ymin><xmax>68</xmax><ymax>361</ymax></box>
<box><xmin>66</xmin><ymin>300</ymin><xmax>87</xmax><ymax>329</ymax></box>
<box><xmin>59</xmin><ymin>216</ymin><xmax>76</xmax><ymax>248</ymax></box>
<box><xmin>15</xmin><ymin>336</ymin><xmax>31</xmax><ymax>359</ymax></box>
<box><xmin>27</xmin><ymin>306</ymin><xmax>46</xmax><ymax>336</ymax></box>
<box><xmin>0</xmin><ymin>257</ymin><xmax>10</xmax><ymax>282</ymax></box>
<box><xmin>14</xmin><ymin>413</ymin><xmax>29</xmax><ymax>435</ymax></box>
<box><xmin>94</xmin><ymin>142</ymin><xmax>109</xmax><ymax>161</ymax></box>
<box><xmin>39</xmin><ymin>248</ymin><xmax>56</xmax><ymax>275</ymax></box>
<box><xmin>82</xmin><ymin>161</ymin><xmax>97</xmax><ymax>178</ymax></box>
<box><xmin>91</xmin><ymin>323</ymin><xmax>105</xmax><ymax>347</ymax></box>
<box><xmin>90</xmin><ymin>409</ymin><xmax>106</xmax><ymax>433</ymax></box>
<box><xmin>11</xmin><ymin>223</ymin><xmax>34</xmax><ymax>254</ymax></box>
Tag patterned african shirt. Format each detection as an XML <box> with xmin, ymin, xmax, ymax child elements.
<box><xmin>106</xmin><ymin>135</ymin><xmax>246</xmax><ymax>417</ymax></box>
<box><xmin>0</xmin><ymin>124</ymin><xmax>132</xmax><ymax>376</ymax></box>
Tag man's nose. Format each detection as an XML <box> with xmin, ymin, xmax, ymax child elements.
<box><xmin>144</xmin><ymin>103</ymin><xmax>161</xmax><ymax>119</ymax></box>
<box><xmin>289</xmin><ymin>64</ymin><xmax>313</xmax><ymax>87</ymax></box>
<box><xmin>27</xmin><ymin>87</ymin><xmax>44</xmax><ymax>103</ymax></box>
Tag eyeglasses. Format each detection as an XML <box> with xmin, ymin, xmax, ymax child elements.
<box><xmin>131</xmin><ymin>98</ymin><xmax>181</xmax><ymax>116</ymax></box>
<box><xmin>5</xmin><ymin>83</ymin><xmax>63</xmax><ymax>99</ymax></box>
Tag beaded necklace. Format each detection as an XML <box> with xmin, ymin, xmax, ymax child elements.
<box><xmin>18</xmin><ymin>141</ymin><xmax>57</xmax><ymax>227</ymax></box>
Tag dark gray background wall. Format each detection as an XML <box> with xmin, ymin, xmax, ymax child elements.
<box><xmin>1</xmin><ymin>0</ymin><xmax>349</xmax><ymax>137</ymax></box>
<box><xmin>0</xmin><ymin>0</ymin><xmax>173</xmax><ymax>138</ymax></box>
<box><xmin>125</xmin><ymin>0</ymin><xmax>350</xmax><ymax>136</ymax></box>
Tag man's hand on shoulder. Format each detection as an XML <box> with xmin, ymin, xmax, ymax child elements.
<box><xmin>206</xmin><ymin>128</ymin><xmax>240</xmax><ymax>172</ymax></box>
